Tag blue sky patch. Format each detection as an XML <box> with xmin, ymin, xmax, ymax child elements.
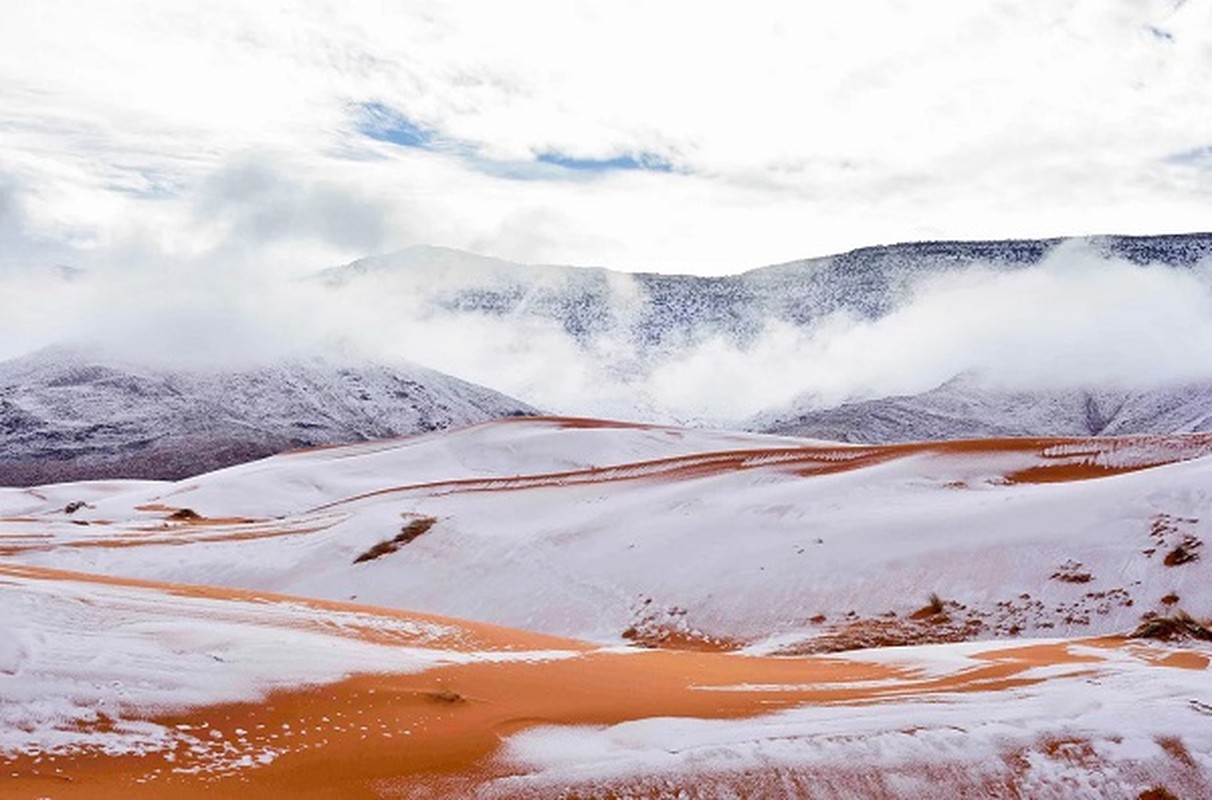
<box><xmin>353</xmin><ymin>101</ymin><xmax>676</xmax><ymax>179</ymax></box>
<box><xmin>356</xmin><ymin>102</ymin><xmax>435</xmax><ymax>149</ymax></box>
<box><xmin>1166</xmin><ymin>145</ymin><xmax>1212</xmax><ymax>168</ymax></box>
<box><xmin>536</xmin><ymin>151</ymin><xmax>673</xmax><ymax>174</ymax></box>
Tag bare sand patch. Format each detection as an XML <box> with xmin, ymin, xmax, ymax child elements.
<box><xmin>5</xmin><ymin>575</ymin><xmax>1206</xmax><ymax>800</ymax></box>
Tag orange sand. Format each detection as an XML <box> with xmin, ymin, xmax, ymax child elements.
<box><xmin>4</xmin><ymin>566</ymin><xmax>1207</xmax><ymax>799</ymax></box>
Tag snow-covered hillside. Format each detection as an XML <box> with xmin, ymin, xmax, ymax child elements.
<box><xmin>307</xmin><ymin>234</ymin><xmax>1212</xmax><ymax>425</ymax></box>
<box><xmin>0</xmin><ymin>348</ymin><xmax>537</xmax><ymax>485</ymax></box>
<box><xmin>754</xmin><ymin>373</ymin><xmax>1212</xmax><ymax>442</ymax></box>
<box><xmin>318</xmin><ymin>234</ymin><xmax>1212</xmax><ymax>351</ymax></box>
<box><xmin>7</xmin><ymin>233</ymin><xmax>1212</xmax><ymax>435</ymax></box>
<box><xmin>5</xmin><ymin>417</ymin><xmax>1210</xmax><ymax>648</ymax></box>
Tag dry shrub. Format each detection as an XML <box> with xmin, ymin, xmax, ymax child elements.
<box><xmin>1130</xmin><ymin>610</ymin><xmax>1212</xmax><ymax>642</ymax></box>
<box><xmin>353</xmin><ymin>516</ymin><xmax>438</xmax><ymax>564</ymax></box>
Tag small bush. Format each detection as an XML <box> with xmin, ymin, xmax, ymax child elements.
<box><xmin>353</xmin><ymin>516</ymin><xmax>438</xmax><ymax>564</ymax></box>
<box><xmin>426</xmin><ymin>689</ymin><xmax>465</xmax><ymax>703</ymax></box>
<box><xmin>1130</xmin><ymin>611</ymin><xmax>1212</xmax><ymax>642</ymax></box>
<box><xmin>909</xmin><ymin>593</ymin><xmax>949</xmax><ymax>621</ymax></box>
<box><xmin>1163</xmin><ymin>537</ymin><xmax>1201</xmax><ymax>566</ymax></box>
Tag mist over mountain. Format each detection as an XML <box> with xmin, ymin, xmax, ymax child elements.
<box><xmin>3</xmin><ymin>232</ymin><xmax>1212</xmax><ymax>430</ymax></box>
<box><xmin>307</xmin><ymin>232</ymin><xmax>1212</xmax><ymax>422</ymax></box>
<box><xmin>318</xmin><ymin>233</ymin><xmax>1212</xmax><ymax>354</ymax></box>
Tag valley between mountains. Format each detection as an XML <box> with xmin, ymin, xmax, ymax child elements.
<box><xmin>3</xmin><ymin>417</ymin><xmax>1210</xmax><ymax>798</ymax></box>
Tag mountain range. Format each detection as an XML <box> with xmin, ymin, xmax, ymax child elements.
<box><xmin>4</xmin><ymin>232</ymin><xmax>1212</xmax><ymax>482</ymax></box>
<box><xmin>318</xmin><ymin>233</ymin><xmax>1212</xmax><ymax>350</ymax></box>
<box><xmin>0</xmin><ymin>348</ymin><xmax>535</xmax><ymax>485</ymax></box>
<box><xmin>752</xmin><ymin>373</ymin><xmax>1212</xmax><ymax>442</ymax></box>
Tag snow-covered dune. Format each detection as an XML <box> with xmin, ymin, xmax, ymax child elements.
<box><xmin>3</xmin><ymin>417</ymin><xmax>1211</xmax><ymax>796</ymax></box>
<box><xmin>2</xmin><ymin>563</ymin><xmax>1209</xmax><ymax>799</ymax></box>
<box><xmin>4</xmin><ymin>417</ymin><xmax>1210</xmax><ymax>649</ymax></box>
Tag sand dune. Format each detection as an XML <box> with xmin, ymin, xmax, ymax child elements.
<box><xmin>3</xmin><ymin>418</ymin><xmax>1210</xmax><ymax>644</ymax></box>
<box><xmin>3</xmin><ymin>563</ymin><xmax>1209</xmax><ymax>798</ymax></box>
<box><xmin>3</xmin><ymin>418</ymin><xmax>1212</xmax><ymax>796</ymax></box>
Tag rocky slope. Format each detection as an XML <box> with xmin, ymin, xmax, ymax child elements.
<box><xmin>0</xmin><ymin>348</ymin><xmax>536</xmax><ymax>485</ymax></box>
<box><xmin>317</xmin><ymin>233</ymin><xmax>1212</xmax><ymax>352</ymax></box>
<box><xmin>753</xmin><ymin>375</ymin><xmax>1212</xmax><ymax>443</ymax></box>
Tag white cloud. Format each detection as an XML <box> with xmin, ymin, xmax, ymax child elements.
<box><xmin>6</xmin><ymin>240</ymin><xmax>1212</xmax><ymax>425</ymax></box>
<box><xmin>4</xmin><ymin>2</ymin><xmax>1212</xmax><ymax>422</ymax></box>
<box><xmin>0</xmin><ymin>1</ymin><xmax>1209</xmax><ymax>274</ymax></box>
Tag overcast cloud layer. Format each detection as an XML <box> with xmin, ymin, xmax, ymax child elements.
<box><xmin>2</xmin><ymin>0</ymin><xmax>1211</xmax><ymax>276</ymax></box>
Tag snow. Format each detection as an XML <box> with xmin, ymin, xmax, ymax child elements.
<box><xmin>754</xmin><ymin>372</ymin><xmax>1212</xmax><ymax>443</ymax></box>
<box><xmin>0</xmin><ymin>345</ymin><xmax>537</xmax><ymax>485</ymax></box>
<box><xmin>0</xmin><ymin>566</ymin><xmax>576</xmax><ymax>758</ymax></box>
<box><xmin>3</xmin><ymin>418</ymin><xmax>1211</xmax><ymax>647</ymax></box>
<box><xmin>490</xmin><ymin>640</ymin><xmax>1212</xmax><ymax>799</ymax></box>
<box><xmin>2</xmin><ymin>416</ymin><xmax>1210</xmax><ymax>792</ymax></box>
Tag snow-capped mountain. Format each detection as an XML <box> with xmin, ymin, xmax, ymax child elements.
<box><xmin>0</xmin><ymin>348</ymin><xmax>537</xmax><ymax>485</ymax></box>
<box><xmin>317</xmin><ymin>233</ymin><xmax>1212</xmax><ymax>351</ymax></box>
<box><xmin>4</xmin><ymin>231</ymin><xmax>1212</xmax><ymax>480</ymax></box>
<box><xmin>309</xmin><ymin>233</ymin><xmax>1212</xmax><ymax>425</ymax></box>
<box><xmin>753</xmin><ymin>374</ymin><xmax>1212</xmax><ymax>442</ymax></box>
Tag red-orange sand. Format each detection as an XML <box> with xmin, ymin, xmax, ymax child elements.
<box><xmin>4</xmin><ymin>563</ymin><xmax>1206</xmax><ymax>800</ymax></box>
<box><xmin>6</xmin><ymin>425</ymin><xmax>1212</xmax><ymax>797</ymax></box>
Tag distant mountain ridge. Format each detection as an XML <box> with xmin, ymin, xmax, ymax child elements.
<box><xmin>0</xmin><ymin>348</ymin><xmax>537</xmax><ymax>485</ymax></box>
<box><xmin>315</xmin><ymin>233</ymin><xmax>1212</xmax><ymax>353</ymax></box>
<box><xmin>751</xmin><ymin>375</ymin><xmax>1212</xmax><ymax>443</ymax></box>
<box><xmin>4</xmin><ymin>232</ymin><xmax>1212</xmax><ymax>480</ymax></box>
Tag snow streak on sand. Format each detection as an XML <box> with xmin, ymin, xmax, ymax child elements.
<box><xmin>4</xmin><ymin>568</ymin><xmax>1209</xmax><ymax>799</ymax></box>
<box><xmin>0</xmin><ymin>565</ymin><xmax>577</xmax><ymax>764</ymax></box>
<box><xmin>4</xmin><ymin>418</ymin><xmax>1212</xmax><ymax>646</ymax></box>
<box><xmin>489</xmin><ymin>640</ymin><xmax>1212</xmax><ymax>800</ymax></box>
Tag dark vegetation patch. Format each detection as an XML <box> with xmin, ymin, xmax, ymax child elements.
<box><xmin>1138</xmin><ymin>787</ymin><xmax>1180</xmax><ymax>800</ymax></box>
<box><xmin>1147</xmin><ymin>514</ymin><xmax>1202</xmax><ymax>566</ymax></box>
<box><xmin>1156</xmin><ymin>735</ymin><xmax>1197</xmax><ymax>770</ymax></box>
<box><xmin>1050</xmin><ymin>559</ymin><xmax>1093</xmax><ymax>583</ymax></box>
<box><xmin>168</xmin><ymin>508</ymin><xmax>202</xmax><ymax>521</ymax></box>
<box><xmin>353</xmin><ymin>516</ymin><xmax>438</xmax><ymax>564</ymax></box>
<box><xmin>1130</xmin><ymin>611</ymin><xmax>1212</xmax><ymax>642</ymax></box>
<box><xmin>425</xmin><ymin>689</ymin><xmax>465</xmax><ymax>704</ymax></box>
<box><xmin>1163</xmin><ymin>535</ymin><xmax>1202</xmax><ymax>566</ymax></box>
<box><xmin>909</xmin><ymin>592</ymin><xmax>947</xmax><ymax>621</ymax></box>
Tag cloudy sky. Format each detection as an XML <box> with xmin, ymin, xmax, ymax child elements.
<box><xmin>2</xmin><ymin>0</ymin><xmax>1210</xmax><ymax>276</ymax></box>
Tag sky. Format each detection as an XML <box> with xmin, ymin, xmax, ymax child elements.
<box><xmin>2</xmin><ymin>0</ymin><xmax>1211</xmax><ymax>277</ymax></box>
<box><xmin>4</xmin><ymin>2</ymin><xmax>1212</xmax><ymax>422</ymax></box>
